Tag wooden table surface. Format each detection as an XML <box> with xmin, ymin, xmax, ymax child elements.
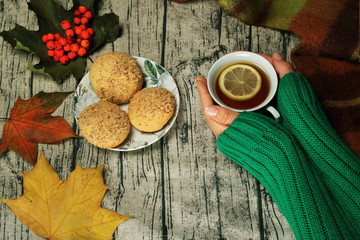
<box><xmin>0</xmin><ymin>0</ymin><xmax>299</xmax><ymax>239</ymax></box>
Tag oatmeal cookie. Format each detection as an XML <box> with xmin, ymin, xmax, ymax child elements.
<box><xmin>128</xmin><ymin>88</ymin><xmax>175</xmax><ymax>132</ymax></box>
<box><xmin>90</xmin><ymin>52</ymin><xmax>143</xmax><ymax>104</ymax></box>
<box><xmin>79</xmin><ymin>101</ymin><xmax>130</xmax><ymax>148</ymax></box>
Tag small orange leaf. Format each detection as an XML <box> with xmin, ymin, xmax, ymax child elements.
<box><xmin>1</xmin><ymin>153</ymin><xmax>131</xmax><ymax>240</ymax></box>
<box><xmin>0</xmin><ymin>91</ymin><xmax>78</xmax><ymax>165</ymax></box>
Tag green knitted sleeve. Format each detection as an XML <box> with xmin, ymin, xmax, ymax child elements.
<box><xmin>216</xmin><ymin>72</ymin><xmax>360</xmax><ymax>238</ymax></box>
<box><xmin>277</xmin><ymin>72</ymin><xmax>360</xmax><ymax>228</ymax></box>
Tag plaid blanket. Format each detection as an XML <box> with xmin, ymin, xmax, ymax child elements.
<box><xmin>177</xmin><ymin>0</ymin><xmax>360</xmax><ymax>156</ymax></box>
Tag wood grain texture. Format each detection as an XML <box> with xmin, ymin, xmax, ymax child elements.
<box><xmin>0</xmin><ymin>0</ymin><xmax>299</xmax><ymax>239</ymax></box>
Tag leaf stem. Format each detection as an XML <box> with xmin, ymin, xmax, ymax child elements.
<box><xmin>0</xmin><ymin>118</ymin><xmax>10</xmax><ymax>121</ymax></box>
<box><xmin>88</xmin><ymin>56</ymin><xmax>93</xmax><ymax>63</ymax></box>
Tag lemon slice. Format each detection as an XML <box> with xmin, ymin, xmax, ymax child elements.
<box><xmin>218</xmin><ymin>64</ymin><xmax>261</xmax><ymax>101</ymax></box>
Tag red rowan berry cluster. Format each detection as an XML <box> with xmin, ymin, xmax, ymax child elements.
<box><xmin>41</xmin><ymin>5</ymin><xmax>94</xmax><ymax>65</ymax></box>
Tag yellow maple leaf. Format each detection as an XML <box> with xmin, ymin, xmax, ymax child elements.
<box><xmin>1</xmin><ymin>152</ymin><xmax>131</xmax><ymax>240</ymax></box>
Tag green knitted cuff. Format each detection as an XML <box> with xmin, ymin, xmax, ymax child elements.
<box><xmin>278</xmin><ymin>72</ymin><xmax>360</xmax><ymax>228</ymax></box>
<box><xmin>216</xmin><ymin>111</ymin><xmax>358</xmax><ymax>239</ymax></box>
<box><xmin>278</xmin><ymin>73</ymin><xmax>359</xmax><ymax>164</ymax></box>
<box><xmin>216</xmin><ymin>112</ymin><xmax>306</xmax><ymax>205</ymax></box>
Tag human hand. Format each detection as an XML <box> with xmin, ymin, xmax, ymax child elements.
<box><xmin>196</xmin><ymin>52</ymin><xmax>295</xmax><ymax>137</ymax></box>
<box><xmin>196</xmin><ymin>76</ymin><xmax>239</xmax><ymax>137</ymax></box>
<box><xmin>260</xmin><ymin>52</ymin><xmax>295</xmax><ymax>78</ymax></box>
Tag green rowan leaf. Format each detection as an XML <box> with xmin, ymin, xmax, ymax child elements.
<box><xmin>0</xmin><ymin>0</ymin><xmax>122</xmax><ymax>83</ymax></box>
<box><xmin>27</xmin><ymin>60</ymin><xmax>51</xmax><ymax>79</ymax></box>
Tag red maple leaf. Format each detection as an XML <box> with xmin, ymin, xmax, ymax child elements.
<box><xmin>0</xmin><ymin>91</ymin><xmax>78</xmax><ymax>165</ymax></box>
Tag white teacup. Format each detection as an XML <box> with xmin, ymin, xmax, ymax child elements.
<box><xmin>207</xmin><ymin>51</ymin><xmax>280</xmax><ymax>120</ymax></box>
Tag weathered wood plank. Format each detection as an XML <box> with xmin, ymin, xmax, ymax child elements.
<box><xmin>0</xmin><ymin>1</ymin><xmax>51</xmax><ymax>239</ymax></box>
<box><xmin>97</xmin><ymin>0</ymin><xmax>167</xmax><ymax>239</ymax></box>
<box><xmin>164</xmin><ymin>1</ymin><xmax>232</xmax><ymax>239</ymax></box>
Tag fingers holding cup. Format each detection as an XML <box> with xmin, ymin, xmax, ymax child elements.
<box><xmin>196</xmin><ymin>76</ymin><xmax>239</xmax><ymax>137</ymax></box>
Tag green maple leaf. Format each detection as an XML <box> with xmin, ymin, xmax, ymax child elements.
<box><xmin>0</xmin><ymin>0</ymin><xmax>121</xmax><ymax>83</ymax></box>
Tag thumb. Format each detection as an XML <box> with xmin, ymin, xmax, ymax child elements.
<box><xmin>204</xmin><ymin>105</ymin><xmax>239</xmax><ymax>126</ymax></box>
<box><xmin>272</xmin><ymin>52</ymin><xmax>295</xmax><ymax>78</ymax></box>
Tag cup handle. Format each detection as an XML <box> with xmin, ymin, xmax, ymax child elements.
<box><xmin>266</xmin><ymin>106</ymin><xmax>281</xmax><ymax>122</ymax></box>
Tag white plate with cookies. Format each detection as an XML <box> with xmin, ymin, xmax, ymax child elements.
<box><xmin>74</xmin><ymin>53</ymin><xmax>180</xmax><ymax>151</ymax></box>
